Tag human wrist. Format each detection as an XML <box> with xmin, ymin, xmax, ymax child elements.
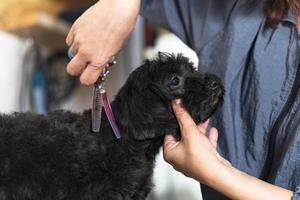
<box><xmin>190</xmin><ymin>156</ymin><xmax>228</xmax><ymax>186</ymax></box>
<box><xmin>202</xmin><ymin>161</ymin><xmax>234</xmax><ymax>187</ymax></box>
<box><xmin>201</xmin><ymin>162</ymin><xmax>247</xmax><ymax>199</ymax></box>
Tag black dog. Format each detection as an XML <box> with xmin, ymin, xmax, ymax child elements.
<box><xmin>0</xmin><ymin>53</ymin><xmax>224</xmax><ymax>200</ymax></box>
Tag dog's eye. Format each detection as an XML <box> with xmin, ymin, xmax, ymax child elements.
<box><xmin>169</xmin><ymin>76</ymin><xmax>180</xmax><ymax>87</ymax></box>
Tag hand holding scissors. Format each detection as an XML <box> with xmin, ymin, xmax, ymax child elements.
<box><xmin>65</xmin><ymin>0</ymin><xmax>140</xmax><ymax>85</ymax></box>
<box><xmin>68</xmin><ymin>51</ymin><xmax>121</xmax><ymax>139</ymax></box>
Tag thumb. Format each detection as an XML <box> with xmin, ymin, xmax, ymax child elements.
<box><xmin>172</xmin><ymin>99</ymin><xmax>199</xmax><ymax>138</ymax></box>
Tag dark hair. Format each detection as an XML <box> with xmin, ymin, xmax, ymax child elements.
<box><xmin>265</xmin><ymin>0</ymin><xmax>300</xmax><ymax>28</ymax></box>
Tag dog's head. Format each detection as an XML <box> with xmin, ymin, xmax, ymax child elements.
<box><xmin>115</xmin><ymin>53</ymin><xmax>224</xmax><ymax>140</ymax></box>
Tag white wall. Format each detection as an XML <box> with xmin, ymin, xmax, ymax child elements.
<box><xmin>0</xmin><ymin>32</ymin><xmax>34</xmax><ymax>113</ymax></box>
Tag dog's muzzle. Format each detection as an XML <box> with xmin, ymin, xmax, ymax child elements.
<box><xmin>182</xmin><ymin>72</ymin><xmax>224</xmax><ymax>123</ymax></box>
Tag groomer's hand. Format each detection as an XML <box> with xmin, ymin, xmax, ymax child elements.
<box><xmin>164</xmin><ymin>99</ymin><xmax>293</xmax><ymax>200</ymax></box>
<box><xmin>163</xmin><ymin>99</ymin><xmax>231</xmax><ymax>184</ymax></box>
<box><xmin>66</xmin><ymin>0</ymin><xmax>141</xmax><ymax>85</ymax></box>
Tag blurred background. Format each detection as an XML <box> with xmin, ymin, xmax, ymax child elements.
<box><xmin>0</xmin><ymin>0</ymin><xmax>201</xmax><ymax>199</ymax></box>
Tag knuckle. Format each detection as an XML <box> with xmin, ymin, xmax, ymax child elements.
<box><xmin>83</xmin><ymin>49</ymin><xmax>92</xmax><ymax>58</ymax></box>
<box><xmin>78</xmin><ymin>46</ymin><xmax>90</xmax><ymax>59</ymax></box>
<box><xmin>75</xmin><ymin>39</ymin><xmax>83</xmax><ymax>49</ymax></box>
<box><xmin>74</xmin><ymin>32</ymin><xmax>84</xmax><ymax>44</ymax></box>
<box><xmin>94</xmin><ymin>55</ymin><xmax>106</xmax><ymax>65</ymax></box>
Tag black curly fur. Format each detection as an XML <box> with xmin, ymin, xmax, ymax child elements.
<box><xmin>0</xmin><ymin>53</ymin><xmax>224</xmax><ymax>200</ymax></box>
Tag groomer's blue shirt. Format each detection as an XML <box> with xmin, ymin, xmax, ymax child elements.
<box><xmin>141</xmin><ymin>0</ymin><xmax>300</xmax><ymax>199</ymax></box>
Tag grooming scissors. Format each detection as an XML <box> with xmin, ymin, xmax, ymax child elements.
<box><xmin>91</xmin><ymin>58</ymin><xmax>121</xmax><ymax>139</ymax></box>
<box><xmin>68</xmin><ymin>49</ymin><xmax>121</xmax><ymax>139</ymax></box>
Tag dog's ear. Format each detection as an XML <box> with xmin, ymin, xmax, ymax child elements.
<box><xmin>128</xmin><ymin>100</ymin><xmax>178</xmax><ymax>140</ymax></box>
<box><xmin>114</xmin><ymin>56</ymin><xmax>180</xmax><ymax>140</ymax></box>
<box><xmin>120</xmin><ymin>85</ymin><xmax>176</xmax><ymax>140</ymax></box>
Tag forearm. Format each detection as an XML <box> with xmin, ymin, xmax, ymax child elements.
<box><xmin>115</xmin><ymin>0</ymin><xmax>141</xmax><ymax>19</ymax></box>
<box><xmin>165</xmin><ymin>102</ymin><xmax>294</xmax><ymax>200</ymax></box>
<box><xmin>201</xmin><ymin>164</ymin><xmax>293</xmax><ymax>200</ymax></box>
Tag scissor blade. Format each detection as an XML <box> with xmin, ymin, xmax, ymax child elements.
<box><xmin>91</xmin><ymin>85</ymin><xmax>103</xmax><ymax>132</ymax></box>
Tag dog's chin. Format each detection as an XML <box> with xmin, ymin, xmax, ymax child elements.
<box><xmin>179</xmin><ymin>73</ymin><xmax>224</xmax><ymax>124</ymax></box>
<box><xmin>187</xmin><ymin>105</ymin><xmax>215</xmax><ymax>124</ymax></box>
<box><xmin>182</xmin><ymin>93</ymin><xmax>223</xmax><ymax>125</ymax></box>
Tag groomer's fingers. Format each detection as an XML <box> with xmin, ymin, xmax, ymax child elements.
<box><xmin>164</xmin><ymin>134</ymin><xmax>180</xmax><ymax>152</ymax></box>
<box><xmin>197</xmin><ymin>120</ymin><xmax>209</xmax><ymax>135</ymax></box>
<box><xmin>80</xmin><ymin>64</ymin><xmax>104</xmax><ymax>85</ymax></box>
<box><xmin>208</xmin><ymin>128</ymin><xmax>218</xmax><ymax>149</ymax></box>
<box><xmin>198</xmin><ymin>120</ymin><xmax>209</xmax><ymax>129</ymax></box>
<box><xmin>66</xmin><ymin>25</ymin><xmax>75</xmax><ymax>46</ymax></box>
<box><xmin>66</xmin><ymin>54</ymin><xmax>88</xmax><ymax>76</ymax></box>
<box><xmin>172</xmin><ymin>99</ymin><xmax>199</xmax><ymax>138</ymax></box>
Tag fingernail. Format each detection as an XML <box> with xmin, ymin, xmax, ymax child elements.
<box><xmin>174</xmin><ymin>98</ymin><xmax>182</xmax><ymax>105</ymax></box>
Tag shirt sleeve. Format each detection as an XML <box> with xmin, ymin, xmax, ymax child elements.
<box><xmin>140</xmin><ymin>0</ymin><xmax>189</xmax><ymax>44</ymax></box>
<box><xmin>140</xmin><ymin>0</ymin><xmax>237</xmax><ymax>51</ymax></box>
<box><xmin>292</xmin><ymin>187</ymin><xmax>300</xmax><ymax>200</ymax></box>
